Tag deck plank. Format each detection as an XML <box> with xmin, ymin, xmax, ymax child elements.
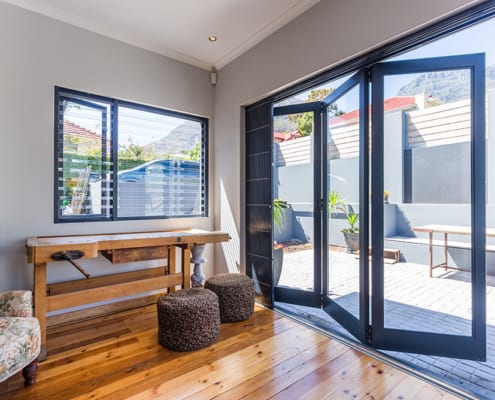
<box><xmin>0</xmin><ymin>305</ymin><xmax>460</xmax><ymax>400</ymax></box>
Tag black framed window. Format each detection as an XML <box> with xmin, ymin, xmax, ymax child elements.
<box><xmin>54</xmin><ymin>87</ymin><xmax>208</xmax><ymax>222</ymax></box>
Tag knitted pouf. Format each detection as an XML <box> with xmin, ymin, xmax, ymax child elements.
<box><xmin>205</xmin><ymin>273</ymin><xmax>255</xmax><ymax>323</ymax></box>
<box><xmin>157</xmin><ymin>288</ymin><xmax>220</xmax><ymax>352</ymax></box>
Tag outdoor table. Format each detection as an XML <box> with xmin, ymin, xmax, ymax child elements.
<box><xmin>412</xmin><ymin>224</ymin><xmax>495</xmax><ymax>277</ymax></box>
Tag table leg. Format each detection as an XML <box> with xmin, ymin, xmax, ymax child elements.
<box><xmin>444</xmin><ymin>232</ymin><xmax>448</xmax><ymax>272</ymax></box>
<box><xmin>34</xmin><ymin>263</ymin><xmax>47</xmax><ymax>361</ymax></box>
<box><xmin>168</xmin><ymin>246</ymin><xmax>176</xmax><ymax>293</ymax></box>
<box><xmin>181</xmin><ymin>245</ymin><xmax>192</xmax><ymax>289</ymax></box>
<box><xmin>429</xmin><ymin>232</ymin><xmax>433</xmax><ymax>278</ymax></box>
<box><xmin>190</xmin><ymin>244</ymin><xmax>207</xmax><ymax>287</ymax></box>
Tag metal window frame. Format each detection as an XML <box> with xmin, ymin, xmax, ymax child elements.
<box><xmin>54</xmin><ymin>86</ymin><xmax>209</xmax><ymax>223</ymax></box>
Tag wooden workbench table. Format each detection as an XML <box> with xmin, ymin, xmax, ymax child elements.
<box><xmin>26</xmin><ymin>229</ymin><xmax>230</xmax><ymax>360</ymax></box>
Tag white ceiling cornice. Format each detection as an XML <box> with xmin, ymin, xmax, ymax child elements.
<box><xmin>2</xmin><ymin>0</ymin><xmax>319</xmax><ymax>70</ymax></box>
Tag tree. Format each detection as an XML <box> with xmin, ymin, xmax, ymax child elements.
<box><xmin>306</xmin><ymin>88</ymin><xmax>335</xmax><ymax>102</ymax></box>
<box><xmin>294</xmin><ymin>112</ymin><xmax>313</xmax><ymax>137</ymax></box>
<box><xmin>118</xmin><ymin>137</ymin><xmax>156</xmax><ymax>161</ymax></box>
<box><xmin>188</xmin><ymin>142</ymin><xmax>201</xmax><ymax>161</ymax></box>
<box><xmin>288</xmin><ymin>88</ymin><xmax>338</xmax><ymax>136</ymax></box>
<box><xmin>117</xmin><ymin>137</ymin><xmax>158</xmax><ymax>170</ymax></box>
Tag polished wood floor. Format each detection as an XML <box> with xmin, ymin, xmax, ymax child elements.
<box><xmin>0</xmin><ymin>305</ymin><xmax>460</xmax><ymax>399</ymax></box>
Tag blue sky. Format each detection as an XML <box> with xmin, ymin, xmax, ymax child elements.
<box><xmin>65</xmin><ymin>102</ymin><xmax>186</xmax><ymax>146</ymax></box>
<box><xmin>283</xmin><ymin>15</ymin><xmax>495</xmax><ymax>111</ymax></box>
<box><xmin>391</xmin><ymin>17</ymin><xmax>495</xmax><ymax>65</ymax></box>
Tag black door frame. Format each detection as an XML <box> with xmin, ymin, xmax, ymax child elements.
<box><xmin>273</xmin><ymin>101</ymin><xmax>322</xmax><ymax>308</ymax></box>
<box><xmin>271</xmin><ymin>53</ymin><xmax>486</xmax><ymax>361</ymax></box>
<box><xmin>370</xmin><ymin>53</ymin><xmax>486</xmax><ymax>360</ymax></box>
<box><xmin>321</xmin><ymin>69</ymin><xmax>370</xmax><ymax>342</ymax></box>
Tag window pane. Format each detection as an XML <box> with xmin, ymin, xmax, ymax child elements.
<box><xmin>273</xmin><ymin>111</ymin><xmax>314</xmax><ymax>291</ymax></box>
<box><xmin>383</xmin><ymin>68</ymin><xmax>473</xmax><ymax>336</ymax></box>
<box><xmin>117</xmin><ymin>105</ymin><xmax>204</xmax><ymax>218</ymax></box>
<box><xmin>56</xmin><ymin>96</ymin><xmax>112</xmax><ymax>219</ymax></box>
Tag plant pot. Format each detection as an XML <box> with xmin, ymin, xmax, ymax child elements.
<box><xmin>273</xmin><ymin>247</ymin><xmax>284</xmax><ymax>286</ymax></box>
<box><xmin>342</xmin><ymin>231</ymin><xmax>359</xmax><ymax>254</ymax></box>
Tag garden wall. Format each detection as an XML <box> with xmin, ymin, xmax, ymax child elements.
<box><xmin>274</xmin><ymin>91</ymin><xmax>495</xmax><ymax>274</ymax></box>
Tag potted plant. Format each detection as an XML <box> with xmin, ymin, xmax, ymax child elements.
<box><xmin>341</xmin><ymin>208</ymin><xmax>359</xmax><ymax>253</ymax></box>
<box><xmin>328</xmin><ymin>190</ymin><xmax>346</xmax><ymax>216</ymax></box>
<box><xmin>273</xmin><ymin>198</ymin><xmax>287</xmax><ymax>285</ymax></box>
<box><xmin>273</xmin><ymin>198</ymin><xmax>288</xmax><ymax>233</ymax></box>
<box><xmin>384</xmin><ymin>189</ymin><xmax>390</xmax><ymax>204</ymax></box>
<box><xmin>328</xmin><ymin>190</ymin><xmax>360</xmax><ymax>253</ymax></box>
<box><xmin>273</xmin><ymin>241</ymin><xmax>284</xmax><ymax>285</ymax></box>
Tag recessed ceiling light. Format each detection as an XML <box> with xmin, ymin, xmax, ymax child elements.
<box><xmin>208</xmin><ymin>36</ymin><xmax>217</xmax><ymax>42</ymax></box>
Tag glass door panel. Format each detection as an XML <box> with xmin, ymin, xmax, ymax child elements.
<box><xmin>327</xmin><ymin>84</ymin><xmax>361</xmax><ymax>318</ymax></box>
<box><xmin>273</xmin><ymin>103</ymin><xmax>322</xmax><ymax>307</ymax></box>
<box><xmin>382</xmin><ymin>70</ymin><xmax>472</xmax><ymax>336</ymax></box>
<box><xmin>372</xmin><ymin>54</ymin><xmax>486</xmax><ymax>360</ymax></box>
<box><xmin>322</xmin><ymin>70</ymin><xmax>370</xmax><ymax>341</ymax></box>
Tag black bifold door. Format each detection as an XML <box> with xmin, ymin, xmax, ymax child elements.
<box><xmin>260</xmin><ymin>53</ymin><xmax>486</xmax><ymax>360</ymax></box>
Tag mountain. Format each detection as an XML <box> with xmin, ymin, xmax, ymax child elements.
<box><xmin>274</xmin><ymin>115</ymin><xmax>297</xmax><ymax>133</ymax></box>
<box><xmin>146</xmin><ymin>120</ymin><xmax>199</xmax><ymax>156</ymax></box>
<box><xmin>273</xmin><ymin>97</ymin><xmax>304</xmax><ymax>133</ymax></box>
<box><xmin>397</xmin><ymin>66</ymin><xmax>495</xmax><ymax>102</ymax></box>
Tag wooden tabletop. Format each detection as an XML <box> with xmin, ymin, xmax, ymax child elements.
<box><xmin>26</xmin><ymin>229</ymin><xmax>230</xmax><ymax>264</ymax></box>
<box><xmin>412</xmin><ymin>224</ymin><xmax>495</xmax><ymax>237</ymax></box>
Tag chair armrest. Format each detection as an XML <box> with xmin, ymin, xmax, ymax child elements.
<box><xmin>0</xmin><ymin>290</ymin><xmax>33</xmax><ymax>317</ymax></box>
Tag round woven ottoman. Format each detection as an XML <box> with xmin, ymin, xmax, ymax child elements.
<box><xmin>157</xmin><ymin>288</ymin><xmax>220</xmax><ymax>351</ymax></box>
<box><xmin>205</xmin><ymin>273</ymin><xmax>255</xmax><ymax>323</ymax></box>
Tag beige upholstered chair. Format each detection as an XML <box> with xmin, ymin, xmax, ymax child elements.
<box><xmin>0</xmin><ymin>291</ymin><xmax>41</xmax><ymax>386</ymax></box>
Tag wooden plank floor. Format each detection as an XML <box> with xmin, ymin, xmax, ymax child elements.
<box><xmin>0</xmin><ymin>305</ymin><xmax>460</xmax><ymax>399</ymax></box>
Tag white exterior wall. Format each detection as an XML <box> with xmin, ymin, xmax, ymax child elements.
<box><xmin>213</xmin><ymin>0</ymin><xmax>481</xmax><ymax>274</ymax></box>
<box><xmin>0</xmin><ymin>2</ymin><xmax>214</xmax><ymax>291</ymax></box>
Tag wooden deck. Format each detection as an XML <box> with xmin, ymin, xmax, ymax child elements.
<box><xmin>0</xmin><ymin>305</ymin><xmax>460</xmax><ymax>399</ymax></box>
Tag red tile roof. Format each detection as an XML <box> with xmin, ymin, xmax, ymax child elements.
<box><xmin>273</xmin><ymin>130</ymin><xmax>300</xmax><ymax>142</ymax></box>
<box><xmin>330</xmin><ymin>96</ymin><xmax>416</xmax><ymax>125</ymax></box>
<box><xmin>383</xmin><ymin>96</ymin><xmax>417</xmax><ymax>111</ymax></box>
<box><xmin>273</xmin><ymin>97</ymin><xmax>417</xmax><ymax>141</ymax></box>
<box><xmin>63</xmin><ymin>120</ymin><xmax>100</xmax><ymax>139</ymax></box>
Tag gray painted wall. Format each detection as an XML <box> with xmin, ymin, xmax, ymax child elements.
<box><xmin>330</xmin><ymin>158</ymin><xmax>360</xmax><ymax>203</ymax></box>
<box><xmin>214</xmin><ymin>0</ymin><xmax>480</xmax><ymax>277</ymax></box>
<box><xmin>262</xmin><ymin>89</ymin><xmax>494</xmax><ymax>273</ymax></box>
<box><xmin>410</xmin><ymin>142</ymin><xmax>471</xmax><ymax>203</ymax></box>
<box><xmin>0</xmin><ymin>3</ymin><xmax>215</xmax><ymax>292</ymax></box>
<box><xmin>0</xmin><ymin>0</ymin><xmax>483</xmax><ymax>292</ymax></box>
<box><xmin>384</xmin><ymin>112</ymin><xmax>405</xmax><ymax>204</ymax></box>
<box><xmin>385</xmin><ymin>204</ymin><xmax>495</xmax><ymax>273</ymax></box>
<box><xmin>277</xmin><ymin>163</ymin><xmax>314</xmax><ymax>243</ymax></box>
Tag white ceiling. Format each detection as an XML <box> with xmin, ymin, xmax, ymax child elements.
<box><xmin>4</xmin><ymin>0</ymin><xmax>319</xmax><ymax>70</ymax></box>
